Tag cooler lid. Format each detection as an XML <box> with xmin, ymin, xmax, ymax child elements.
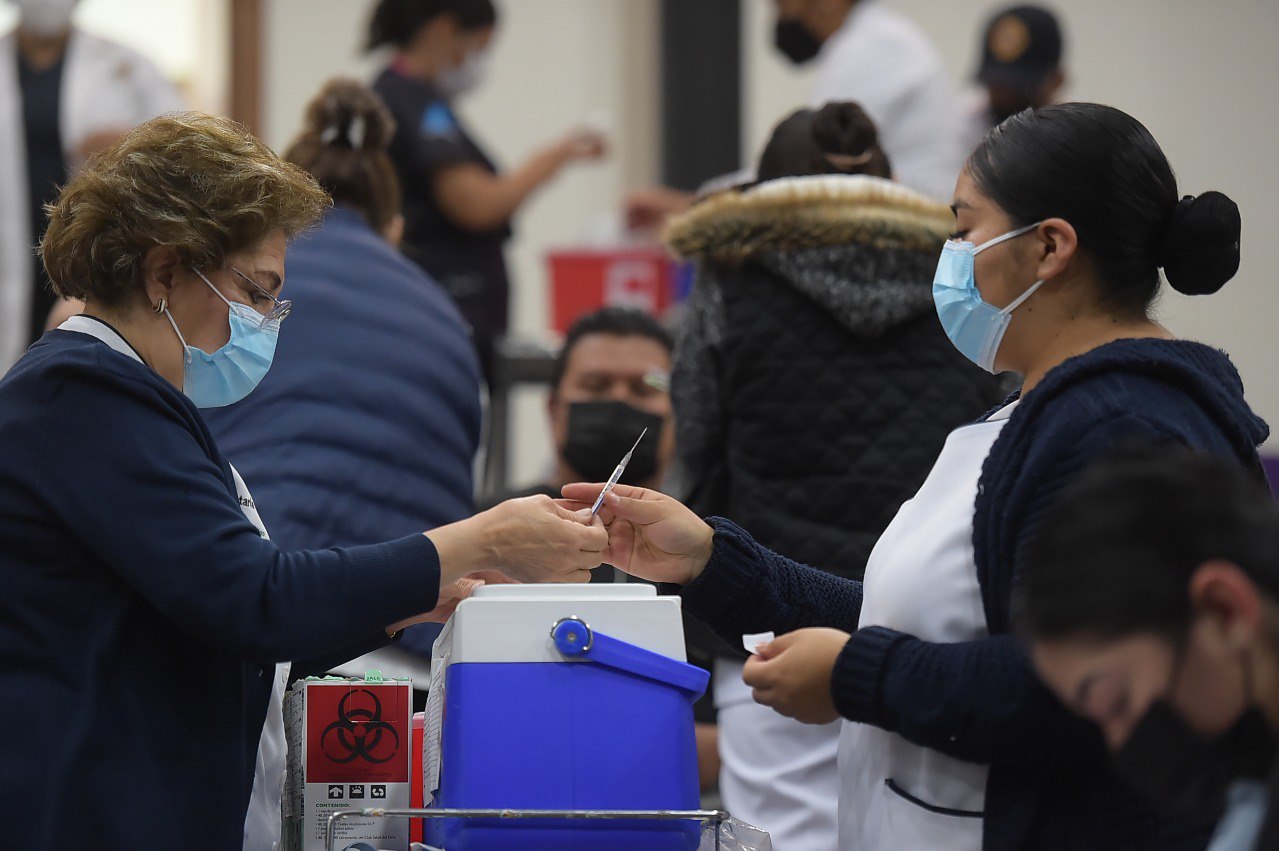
<box><xmin>445</xmin><ymin>582</ymin><xmax>685</xmax><ymax>663</ymax></box>
<box><xmin>470</xmin><ymin>583</ymin><xmax>656</xmax><ymax>600</ymax></box>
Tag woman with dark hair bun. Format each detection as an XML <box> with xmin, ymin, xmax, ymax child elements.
<box><xmin>367</xmin><ymin>0</ymin><xmax>606</xmax><ymax>383</ymax></box>
<box><xmin>667</xmin><ymin>100</ymin><xmax>1002</xmax><ymax>849</ymax></box>
<box><xmin>566</xmin><ymin>102</ymin><xmax>1266</xmax><ymax>851</ymax></box>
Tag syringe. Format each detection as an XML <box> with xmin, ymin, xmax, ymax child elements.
<box><xmin>589</xmin><ymin>428</ymin><xmax>648</xmax><ymax>518</ymax></box>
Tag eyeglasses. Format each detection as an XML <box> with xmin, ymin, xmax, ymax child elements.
<box><xmin>231</xmin><ymin>267</ymin><xmax>292</xmax><ymax>326</ymax></box>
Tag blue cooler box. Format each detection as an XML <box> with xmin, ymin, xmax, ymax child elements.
<box><xmin>426</xmin><ymin>584</ymin><xmax>709</xmax><ymax>850</ymax></box>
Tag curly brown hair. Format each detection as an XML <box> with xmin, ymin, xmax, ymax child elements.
<box><xmin>42</xmin><ymin>112</ymin><xmax>331</xmax><ymax>307</ymax></box>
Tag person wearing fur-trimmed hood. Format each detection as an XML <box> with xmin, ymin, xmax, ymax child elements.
<box><xmin>664</xmin><ymin>102</ymin><xmax>1004</xmax><ymax>850</ymax></box>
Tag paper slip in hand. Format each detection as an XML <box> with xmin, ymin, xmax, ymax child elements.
<box><xmin>742</xmin><ymin>631</ymin><xmax>775</xmax><ymax>655</ymax></box>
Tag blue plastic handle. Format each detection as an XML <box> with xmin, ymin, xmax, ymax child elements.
<box><xmin>551</xmin><ymin>618</ymin><xmax>709</xmax><ymax>699</ymax></box>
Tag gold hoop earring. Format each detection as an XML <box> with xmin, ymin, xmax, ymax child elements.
<box><xmin>153</xmin><ymin>298</ymin><xmax>167</xmax><ymax>314</ymax></box>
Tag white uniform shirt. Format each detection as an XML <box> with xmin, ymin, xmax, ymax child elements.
<box><xmin>0</xmin><ymin>30</ymin><xmax>184</xmax><ymax>370</ymax></box>
<box><xmin>809</xmin><ymin>0</ymin><xmax>965</xmax><ymax>202</ymax></box>
<box><xmin>58</xmin><ymin>316</ymin><xmax>290</xmax><ymax>850</ymax></box>
<box><xmin>838</xmin><ymin>401</ymin><xmax>1019</xmax><ymax>850</ymax></box>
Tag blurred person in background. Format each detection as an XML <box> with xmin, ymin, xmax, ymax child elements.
<box><xmin>485</xmin><ymin>307</ymin><xmax>675</xmax><ymax>573</ymax></box>
<box><xmin>204</xmin><ymin>79</ymin><xmax>483</xmax><ymax>709</ymax></box>
<box><xmin>0</xmin><ymin>0</ymin><xmax>182</xmax><ymax>370</ymax></box>
<box><xmin>959</xmin><ymin>5</ymin><xmax>1066</xmax><ymax>155</ymax></box>
<box><xmin>1020</xmin><ymin>447</ymin><xmax>1279</xmax><ymax>851</ymax></box>
<box><xmin>778</xmin><ymin>0</ymin><xmax>964</xmax><ymax>201</ymax></box>
<box><xmin>664</xmin><ymin>101</ymin><xmax>1003</xmax><ymax>849</ymax></box>
<box><xmin>367</xmin><ymin>0</ymin><xmax>606</xmax><ymax>384</ymax></box>
<box><xmin>569</xmin><ymin>102</ymin><xmax>1262</xmax><ymax>851</ymax></box>
<box><xmin>626</xmin><ymin>0</ymin><xmax>964</xmax><ymax>231</ymax></box>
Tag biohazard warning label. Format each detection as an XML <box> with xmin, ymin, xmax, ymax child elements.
<box><xmin>283</xmin><ymin>678</ymin><xmax>412</xmax><ymax>851</ymax></box>
<box><xmin>306</xmin><ymin>685</ymin><xmax>410</xmax><ymax>783</ymax></box>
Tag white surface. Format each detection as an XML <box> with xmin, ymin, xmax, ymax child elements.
<box><xmin>838</xmin><ymin>402</ymin><xmax>1017</xmax><ymax>849</ymax></box>
<box><xmin>327</xmin><ymin>643</ymin><xmax>432</xmax><ymax>686</ymax></box>
<box><xmin>742</xmin><ymin>631</ymin><xmax>775</xmax><ymax>656</ymax></box>
<box><xmin>443</xmin><ymin>582</ymin><xmax>686</xmax><ymax>664</ymax></box>
<box><xmin>469</xmin><ymin>583</ymin><xmax>655</xmax><ymax>600</ymax></box>
<box><xmin>423</xmin><ymin>632</ymin><xmax>450</xmax><ymax>805</ymax></box>
<box><xmin>715</xmin><ymin>659</ymin><xmax>841</xmax><ymax>851</ymax></box>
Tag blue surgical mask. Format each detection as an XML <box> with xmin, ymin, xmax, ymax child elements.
<box><xmin>163</xmin><ymin>269</ymin><xmax>279</xmax><ymax>408</ymax></box>
<box><xmin>932</xmin><ymin>222</ymin><xmax>1044</xmax><ymax>373</ymax></box>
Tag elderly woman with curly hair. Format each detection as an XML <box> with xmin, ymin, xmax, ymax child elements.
<box><xmin>0</xmin><ymin>113</ymin><xmax>606</xmax><ymax>849</ymax></box>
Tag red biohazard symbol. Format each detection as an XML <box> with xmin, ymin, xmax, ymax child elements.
<box><xmin>320</xmin><ymin>689</ymin><xmax>401</xmax><ymax>764</ymax></box>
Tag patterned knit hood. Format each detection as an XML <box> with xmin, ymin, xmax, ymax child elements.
<box><xmin>663</xmin><ymin>175</ymin><xmax>954</xmax><ymax>338</ymax></box>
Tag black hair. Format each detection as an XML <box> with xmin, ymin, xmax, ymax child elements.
<box><xmin>967</xmin><ymin>103</ymin><xmax>1241</xmax><ymax>315</ymax></box>
<box><xmin>550</xmin><ymin>307</ymin><xmax>674</xmax><ymax>393</ymax></box>
<box><xmin>366</xmin><ymin>0</ymin><xmax>497</xmax><ymax>51</ymax></box>
<box><xmin>756</xmin><ymin>101</ymin><xmax>892</xmax><ymax>184</ymax></box>
<box><xmin>1016</xmin><ymin>445</ymin><xmax>1279</xmax><ymax>644</ymax></box>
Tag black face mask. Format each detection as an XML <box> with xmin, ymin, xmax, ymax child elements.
<box><xmin>1112</xmin><ymin>702</ymin><xmax>1274</xmax><ymax>820</ymax></box>
<box><xmin>774</xmin><ymin>18</ymin><xmax>824</xmax><ymax>65</ymax></box>
<box><xmin>562</xmin><ymin>401</ymin><xmax>664</xmax><ymax>486</ymax></box>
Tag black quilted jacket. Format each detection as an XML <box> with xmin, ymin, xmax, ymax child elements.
<box><xmin>666</xmin><ymin>175</ymin><xmax>1005</xmax><ymax>660</ymax></box>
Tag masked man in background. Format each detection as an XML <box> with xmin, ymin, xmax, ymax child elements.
<box><xmin>484</xmin><ymin>308</ymin><xmax>675</xmax><ymax>575</ymax></box>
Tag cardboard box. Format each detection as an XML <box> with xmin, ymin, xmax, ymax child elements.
<box><xmin>283</xmin><ymin>677</ymin><xmax>412</xmax><ymax>851</ymax></box>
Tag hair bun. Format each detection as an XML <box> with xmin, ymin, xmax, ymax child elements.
<box><xmin>303</xmin><ymin>78</ymin><xmax>396</xmax><ymax>153</ymax></box>
<box><xmin>811</xmin><ymin>101</ymin><xmax>879</xmax><ymax>161</ymax></box>
<box><xmin>1159</xmin><ymin>190</ymin><xmax>1241</xmax><ymax>296</ymax></box>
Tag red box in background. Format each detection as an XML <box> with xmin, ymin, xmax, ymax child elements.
<box><xmin>548</xmin><ymin>247</ymin><xmax>678</xmax><ymax>334</ymax></box>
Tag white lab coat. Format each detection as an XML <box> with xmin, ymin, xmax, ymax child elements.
<box><xmin>0</xmin><ymin>28</ymin><xmax>183</xmax><ymax>369</ymax></box>
<box><xmin>809</xmin><ymin>0</ymin><xmax>965</xmax><ymax>203</ymax></box>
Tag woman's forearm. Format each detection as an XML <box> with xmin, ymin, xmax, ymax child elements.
<box><xmin>432</xmin><ymin>146</ymin><xmax>567</xmax><ymax>232</ymax></box>
<box><xmin>681</xmin><ymin>517</ymin><xmax>865</xmax><ymax>640</ymax></box>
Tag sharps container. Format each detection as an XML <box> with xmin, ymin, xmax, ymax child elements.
<box><xmin>425</xmin><ymin>584</ymin><xmax>709</xmax><ymax>850</ymax></box>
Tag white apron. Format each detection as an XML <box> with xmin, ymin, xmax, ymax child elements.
<box><xmin>837</xmin><ymin>402</ymin><xmax>1018</xmax><ymax>850</ymax></box>
<box><xmin>715</xmin><ymin>659</ymin><xmax>841</xmax><ymax>850</ymax></box>
<box><xmin>58</xmin><ymin>316</ymin><xmax>290</xmax><ymax>850</ymax></box>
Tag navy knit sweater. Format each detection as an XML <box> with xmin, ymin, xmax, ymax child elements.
<box><xmin>681</xmin><ymin>338</ymin><xmax>1269</xmax><ymax>851</ymax></box>
<box><xmin>0</xmin><ymin>331</ymin><xmax>441</xmax><ymax>849</ymax></box>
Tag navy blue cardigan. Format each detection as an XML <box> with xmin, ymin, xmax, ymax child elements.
<box><xmin>681</xmin><ymin>338</ymin><xmax>1269</xmax><ymax>851</ymax></box>
<box><xmin>204</xmin><ymin>206</ymin><xmax>482</xmax><ymax>660</ymax></box>
<box><xmin>0</xmin><ymin>332</ymin><xmax>441</xmax><ymax>849</ymax></box>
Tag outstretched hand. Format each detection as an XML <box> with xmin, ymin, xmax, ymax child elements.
<box><xmin>426</xmin><ymin>495</ymin><xmax>609</xmax><ymax>588</ymax></box>
<box><xmin>559</xmin><ymin>483</ymin><xmax>715</xmax><ymax>586</ymax></box>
